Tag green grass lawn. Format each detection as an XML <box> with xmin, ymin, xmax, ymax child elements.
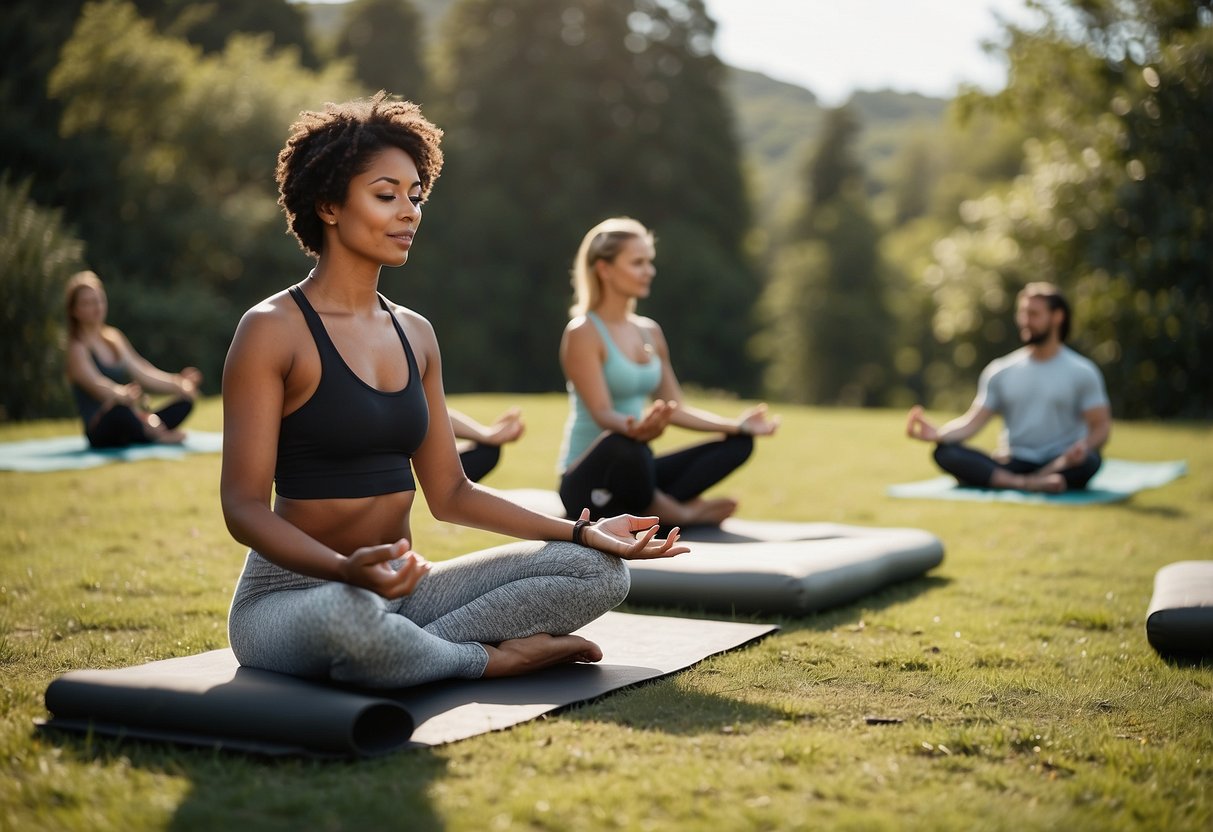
<box><xmin>1</xmin><ymin>394</ymin><xmax>1210</xmax><ymax>831</ymax></box>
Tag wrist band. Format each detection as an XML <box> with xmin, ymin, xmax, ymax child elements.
<box><xmin>572</xmin><ymin>518</ymin><xmax>591</xmax><ymax>545</ymax></box>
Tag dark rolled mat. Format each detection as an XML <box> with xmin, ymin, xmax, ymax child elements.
<box><xmin>1146</xmin><ymin>560</ymin><xmax>1213</xmax><ymax>662</ymax></box>
<box><xmin>38</xmin><ymin>611</ymin><xmax>776</xmax><ymax>758</ymax></box>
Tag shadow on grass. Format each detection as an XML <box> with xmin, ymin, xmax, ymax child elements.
<box><xmin>1117</xmin><ymin>502</ymin><xmax>1187</xmax><ymax>519</ymax></box>
<box><xmin>43</xmin><ymin>730</ymin><xmax>449</xmax><ymax>829</ymax></box>
<box><xmin>563</xmin><ymin>684</ymin><xmax>797</xmax><ymax>736</ymax></box>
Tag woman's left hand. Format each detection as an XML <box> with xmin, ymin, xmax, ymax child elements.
<box><xmin>179</xmin><ymin>367</ymin><xmax>203</xmax><ymax>397</ymax></box>
<box><xmin>737</xmin><ymin>403</ymin><xmax>780</xmax><ymax>437</ymax></box>
<box><xmin>576</xmin><ymin>508</ymin><xmax>689</xmax><ymax>560</ymax></box>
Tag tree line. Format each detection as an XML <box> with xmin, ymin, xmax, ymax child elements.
<box><xmin>2</xmin><ymin>0</ymin><xmax>1209</xmax><ymax>421</ymax></box>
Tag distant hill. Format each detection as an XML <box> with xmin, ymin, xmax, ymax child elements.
<box><xmin>300</xmin><ymin>1</ymin><xmax>950</xmax><ymax>229</ymax></box>
<box><xmin>727</xmin><ymin>67</ymin><xmax>949</xmax><ymax>225</ymax></box>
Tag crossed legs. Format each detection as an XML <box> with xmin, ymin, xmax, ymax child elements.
<box><xmin>228</xmin><ymin>540</ymin><xmax>629</xmax><ymax>689</ymax></box>
<box><xmin>933</xmin><ymin>443</ymin><xmax>1102</xmax><ymax>492</ymax></box>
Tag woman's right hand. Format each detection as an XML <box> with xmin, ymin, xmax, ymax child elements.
<box><xmin>116</xmin><ymin>382</ymin><xmax>143</xmax><ymax>407</ymax></box>
<box><xmin>339</xmin><ymin>539</ymin><xmax>432</xmax><ymax>599</ymax></box>
<box><xmin>625</xmin><ymin>399</ymin><xmax>676</xmax><ymax>442</ymax></box>
<box><xmin>905</xmin><ymin>405</ymin><xmax>939</xmax><ymax>443</ymax></box>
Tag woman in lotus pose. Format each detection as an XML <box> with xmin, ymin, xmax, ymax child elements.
<box><xmin>557</xmin><ymin>217</ymin><xmax>780</xmax><ymax>527</ymax></box>
<box><xmin>450</xmin><ymin>406</ymin><xmax>524</xmax><ymax>482</ymax></box>
<box><xmin>222</xmin><ymin>94</ymin><xmax>685</xmax><ymax>689</ymax></box>
<box><xmin>65</xmin><ymin>270</ymin><xmax>201</xmax><ymax>448</ymax></box>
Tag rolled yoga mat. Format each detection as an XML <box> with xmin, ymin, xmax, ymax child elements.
<box><xmin>1146</xmin><ymin>561</ymin><xmax>1213</xmax><ymax>662</ymax></box>
<box><xmin>38</xmin><ymin>611</ymin><xmax>777</xmax><ymax>758</ymax></box>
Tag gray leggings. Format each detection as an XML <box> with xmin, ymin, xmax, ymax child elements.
<box><xmin>228</xmin><ymin>540</ymin><xmax>630</xmax><ymax>689</ymax></box>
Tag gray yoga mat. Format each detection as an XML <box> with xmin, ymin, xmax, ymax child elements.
<box><xmin>38</xmin><ymin>611</ymin><xmax>776</xmax><ymax>758</ymax></box>
<box><xmin>626</xmin><ymin>528</ymin><xmax>944</xmax><ymax>615</ymax></box>
<box><xmin>1146</xmin><ymin>560</ymin><xmax>1213</xmax><ymax>662</ymax></box>
<box><xmin>887</xmin><ymin>458</ymin><xmax>1187</xmax><ymax>505</ymax></box>
<box><xmin>0</xmin><ymin>431</ymin><xmax>223</xmax><ymax>472</ymax></box>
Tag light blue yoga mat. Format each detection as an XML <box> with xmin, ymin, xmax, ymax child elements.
<box><xmin>0</xmin><ymin>431</ymin><xmax>223</xmax><ymax>472</ymax></box>
<box><xmin>887</xmin><ymin>458</ymin><xmax>1187</xmax><ymax>505</ymax></box>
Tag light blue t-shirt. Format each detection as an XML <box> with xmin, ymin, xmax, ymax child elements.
<box><xmin>557</xmin><ymin>312</ymin><xmax>663</xmax><ymax>472</ymax></box>
<box><xmin>976</xmin><ymin>345</ymin><xmax>1109</xmax><ymax>464</ymax></box>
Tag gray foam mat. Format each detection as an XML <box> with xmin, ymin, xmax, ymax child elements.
<box><xmin>497</xmin><ymin>489</ymin><xmax>944</xmax><ymax>614</ymax></box>
<box><xmin>627</xmin><ymin>529</ymin><xmax>944</xmax><ymax>615</ymax></box>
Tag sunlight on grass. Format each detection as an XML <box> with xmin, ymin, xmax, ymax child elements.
<box><xmin>1</xmin><ymin>395</ymin><xmax>1210</xmax><ymax>831</ymax></box>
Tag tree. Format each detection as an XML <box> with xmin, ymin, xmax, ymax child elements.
<box><xmin>333</xmin><ymin>0</ymin><xmax>428</xmax><ymax>99</ymax></box>
<box><xmin>0</xmin><ymin>1</ymin><xmax>127</xmax><ymax>276</ymax></box>
<box><xmin>131</xmin><ymin>0</ymin><xmax>321</xmax><ymax>68</ymax></box>
<box><xmin>45</xmin><ymin>0</ymin><xmax>355</xmax><ymax>387</ymax></box>
<box><xmin>936</xmin><ymin>0</ymin><xmax>1213</xmax><ymax>417</ymax></box>
<box><xmin>756</xmin><ymin>106</ymin><xmax>894</xmax><ymax>405</ymax></box>
<box><xmin>413</xmin><ymin>0</ymin><xmax>758</xmax><ymax>394</ymax></box>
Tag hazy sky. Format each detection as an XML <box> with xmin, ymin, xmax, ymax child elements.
<box><xmin>301</xmin><ymin>0</ymin><xmax>1038</xmax><ymax>104</ymax></box>
<box><xmin>704</xmin><ymin>0</ymin><xmax>1036</xmax><ymax>104</ymax></box>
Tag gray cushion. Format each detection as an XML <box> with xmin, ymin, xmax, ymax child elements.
<box><xmin>1146</xmin><ymin>561</ymin><xmax>1213</xmax><ymax>661</ymax></box>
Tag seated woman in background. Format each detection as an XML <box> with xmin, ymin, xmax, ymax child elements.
<box><xmin>450</xmin><ymin>406</ymin><xmax>524</xmax><ymax>482</ymax></box>
<box><xmin>64</xmin><ymin>271</ymin><xmax>201</xmax><ymax>448</ymax></box>
<box><xmin>557</xmin><ymin>217</ymin><xmax>780</xmax><ymax>527</ymax></box>
<box><xmin>222</xmin><ymin>94</ymin><xmax>685</xmax><ymax>690</ymax></box>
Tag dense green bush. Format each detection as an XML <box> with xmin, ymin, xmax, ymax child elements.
<box><xmin>0</xmin><ymin>178</ymin><xmax>86</xmax><ymax>421</ymax></box>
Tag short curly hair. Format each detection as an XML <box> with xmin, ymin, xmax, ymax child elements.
<box><xmin>276</xmin><ymin>91</ymin><xmax>444</xmax><ymax>257</ymax></box>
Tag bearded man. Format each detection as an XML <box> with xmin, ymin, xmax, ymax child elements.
<box><xmin>906</xmin><ymin>282</ymin><xmax>1111</xmax><ymax>493</ymax></box>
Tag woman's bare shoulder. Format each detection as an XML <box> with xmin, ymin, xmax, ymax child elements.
<box><xmin>630</xmin><ymin>314</ymin><xmax>664</xmax><ymax>338</ymax></box>
<box><xmin>382</xmin><ymin>297</ymin><xmax>436</xmax><ymax>342</ymax></box>
<box><xmin>227</xmin><ymin>289</ymin><xmax>306</xmax><ymax>361</ymax></box>
<box><xmin>235</xmin><ymin>288</ymin><xmax>299</xmax><ymax>330</ymax></box>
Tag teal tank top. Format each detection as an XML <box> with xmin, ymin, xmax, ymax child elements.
<box><xmin>558</xmin><ymin>312</ymin><xmax>663</xmax><ymax>471</ymax></box>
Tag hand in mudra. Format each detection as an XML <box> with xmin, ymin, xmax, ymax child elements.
<box><xmin>577</xmin><ymin>508</ymin><xmax>689</xmax><ymax>560</ymax></box>
<box><xmin>341</xmin><ymin>539</ymin><xmax>431</xmax><ymax>599</ymax></box>
<box><xmin>905</xmin><ymin>406</ymin><xmax>939</xmax><ymax>442</ymax></box>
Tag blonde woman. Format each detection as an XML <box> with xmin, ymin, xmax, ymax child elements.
<box><xmin>557</xmin><ymin>217</ymin><xmax>779</xmax><ymax>527</ymax></box>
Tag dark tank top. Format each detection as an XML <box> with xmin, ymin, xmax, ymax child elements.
<box><xmin>274</xmin><ymin>285</ymin><xmax>429</xmax><ymax>499</ymax></box>
<box><xmin>71</xmin><ymin>350</ymin><xmax>129</xmax><ymax>427</ymax></box>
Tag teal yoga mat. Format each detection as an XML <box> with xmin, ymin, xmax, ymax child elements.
<box><xmin>887</xmin><ymin>458</ymin><xmax>1187</xmax><ymax>505</ymax></box>
<box><xmin>0</xmin><ymin>431</ymin><xmax>223</xmax><ymax>472</ymax></box>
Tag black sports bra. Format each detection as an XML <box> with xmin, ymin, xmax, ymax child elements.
<box><xmin>274</xmin><ymin>285</ymin><xmax>429</xmax><ymax>499</ymax></box>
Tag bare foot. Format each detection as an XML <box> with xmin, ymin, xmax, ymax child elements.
<box><xmin>990</xmin><ymin>469</ymin><xmax>1066</xmax><ymax>493</ymax></box>
<box><xmin>651</xmin><ymin>491</ymin><xmax>738</xmax><ymax>527</ymax></box>
<box><xmin>682</xmin><ymin>496</ymin><xmax>739</xmax><ymax>526</ymax></box>
<box><xmin>139</xmin><ymin>413</ymin><xmax>186</xmax><ymax>445</ymax></box>
<box><xmin>1021</xmin><ymin>472</ymin><xmax>1066</xmax><ymax>493</ymax></box>
<box><xmin>481</xmin><ymin>633</ymin><xmax>603</xmax><ymax>678</ymax></box>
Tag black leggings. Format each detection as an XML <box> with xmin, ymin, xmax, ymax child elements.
<box><xmin>933</xmin><ymin>443</ymin><xmax>1102</xmax><ymax>490</ymax></box>
<box><xmin>86</xmin><ymin>399</ymin><xmax>193</xmax><ymax>449</ymax></box>
<box><xmin>559</xmin><ymin>433</ymin><xmax>754</xmax><ymax>520</ymax></box>
<box><xmin>459</xmin><ymin>443</ymin><xmax>502</xmax><ymax>483</ymax></box>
